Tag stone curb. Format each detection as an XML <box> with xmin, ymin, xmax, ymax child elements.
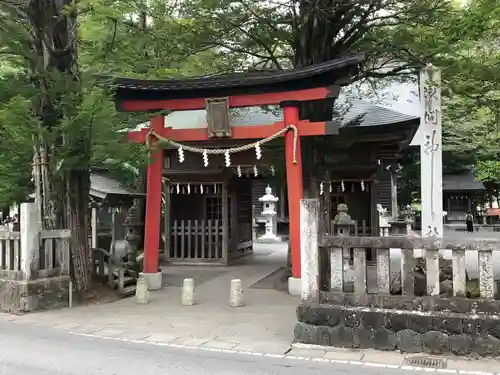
<box><xmin>64</xmin><ymin>329</ymin><xmax>500</xmax><ymax>375</ymax></box>
<box><xmin>291</xmin><ymin>343</ymin><xmax>500</xmax><ymax>375</ymax></box>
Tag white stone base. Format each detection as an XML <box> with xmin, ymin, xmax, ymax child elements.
<box><xmin>139</xmin><ymin>272</ymin><xmax>163</xmax><ymax>290</ymax></box>
<box><xmin>288</xmin><ymin>276</ymin><xmax>302</xmax><ymax>296</ymax></box>
<box><xmin>256</xmin><ymin>233</ymin><xmax>282</xmax><ymax>243</ymax></box>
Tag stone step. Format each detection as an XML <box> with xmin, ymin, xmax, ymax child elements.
<box><xmin>119</xmin><ymin>285</ymin><xmax>136</xmax><ymax>297</ymax></box>
<box><xmin>111</xmin><ymin>276</ymin><xmax>136</xmax><ymax>287</ymax></box>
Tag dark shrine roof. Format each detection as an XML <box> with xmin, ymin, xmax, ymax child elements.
<box><xmin>28</xmin><ymin>173</ymin><xmax>143</xmax><ymax>202</ymax></box>
<box><xmin>100</xmin><ymin>54</ymin><xmax>364</xmax><ymax>101</ymax></box>
<box><xmin>443</xmin><ymin>172</ymin><xmax>485</xmax><ymax>191</ymax></box>
<box><xmin>90</xmin><ymin>173</ymin><xmax>144</xmax><ymax>200</ymax></box>
<box><xmin>162</xmin><ymin>99</ymin><xmax>419</xmax><ymax>130</ymax></box>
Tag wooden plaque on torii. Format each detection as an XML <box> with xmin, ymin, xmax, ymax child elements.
<box><xmin>205</xmin><ymin>97</ymin><xmax>231</xmax><ymax>138</ymax></box>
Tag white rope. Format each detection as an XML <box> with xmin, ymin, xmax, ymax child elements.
<box><xmin>146</xmin><ymin>125</ymin><xmax>299</xmax><ymax>164</ymax></box>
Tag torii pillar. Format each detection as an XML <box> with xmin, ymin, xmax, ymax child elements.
<box><xmin>281</xmin><ymin>102</ymin><xmax>303</xmax><ymax>294</ymax></box>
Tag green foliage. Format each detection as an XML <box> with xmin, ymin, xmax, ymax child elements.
<box><xmin>0</xmin><ymin>0</ymin><xmax>245</xmax><ymax>212</ymax></box>
<box><xmin>437</xmin><ymin>0</ymin><xmax>500</xmax><ymax>190</ymax></box>
<box><xmin>77</xmin><ymin>0</ymin><xmax>233</xmax><ymax>78</ymax></box>
<box><xmin>0</xmin><ymin>96</ymin><xmax>37</xmax><ymax>207</ymax></box>
<box><xmin>476</xmin><ymin>160</ymin><xmax>500</xmax><ymax>184</ymax></box>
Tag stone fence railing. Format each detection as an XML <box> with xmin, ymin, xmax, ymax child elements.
<box><xmin>300</xmin><ymin>199</ymin><xmax>499</xmax><ymax>300</ymax></box>
<box><xmin>0</xmin><ymin>203</ymin><xmax>71</xmax><ymax>313</ymax></box>
<box><xmin>319</xmin><ymin>235</ymin><xmax>496</xmax><ymax>298</ymax></box>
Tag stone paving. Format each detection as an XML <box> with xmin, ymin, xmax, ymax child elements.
<box><xmin>3</xmin><ymin>242</ymin><xmax>298</xmax><ymax>355</ymax></box>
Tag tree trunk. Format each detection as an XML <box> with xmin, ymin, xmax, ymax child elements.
<box><xmin>27</xmin><ymin>0</ymin><xmax>91</xmax><ymax>293</ymax></box>
<box><xmin>293</xmin><ymin>1</ymin><xmax>350</xmax><ymax>198</ymax></box>
<box><xmin>64</xmin><ymin>170</ymin><xmax>91</xmax><ymax>292</ymax></box>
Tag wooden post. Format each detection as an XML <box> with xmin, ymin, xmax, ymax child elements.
<box><xmin>222</xmin><ymin>182</ymin><xmax>229</xmax><ymax>262</ymax></box>
<box><xmin>163</xmin><ymin>180</ymin><xmax>171</xmax><ymax>260</ymax></box>
<box><xmin>251</xmin><ymin>204</ymin><xmax>257</xmax><ymax>241</ymax></box>
<box><xmin>390</xmin><ymin>170</ymin><xmax>398</xmax><ymax>220</ymax></box>
<box><xmin>300</xmin><ymin>198</ymin><xmax>319</xmax><ymax>300</ymax></box>
<box><xmin>91</xmin><ymin>206</ymin><xmax>98</xmax><ymax>248</ymax></box>
<box><xmin>370</xmin><ymin>179</ymin><xmax>379</xmax><ymax>236</ymax></box>
<box><xmin>230</xmin><ymin>189</ymin><xmax>238</xmax><ymax>250</ymax></box>
<box><xmin>143</xmin><ymin>116</ymin><xmax>164</xmax><ymax>277</ymax></box>
<box><xmin>279</xmin><ymin>186</ymin><xmax>286</xmax><ymax>222</ymax></box>
<box><xmin>282</xmin><ymin>101</ymin><xmax>303</xmax><ymax>279</ymax></box>
<box><xmin>110</xmin><ymin>207</ymin><xmax>117</xmax><ymax>256</ymax></box>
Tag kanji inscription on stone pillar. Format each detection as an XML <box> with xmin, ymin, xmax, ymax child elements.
<box><xmin>420</xmin><ymin>64</ymin><xmax>443</xmax><ymax>238</ymax></box>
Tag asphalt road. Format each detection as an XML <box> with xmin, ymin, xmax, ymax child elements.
<box><xmin>0</xmin><ymin>320</ymin><xmax>422</xmax><ymax>375</ymax></box>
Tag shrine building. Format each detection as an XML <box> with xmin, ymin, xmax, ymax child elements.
<box><xmin>106</xmin><ymin>55</ymin><xmax>419</xmax><ymax>293</ymax></box>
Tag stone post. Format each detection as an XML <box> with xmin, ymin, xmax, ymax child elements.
<box><xmin>135</xmin><ymin>274</ymin><xmax>150</xmax><ymax>304</ymax></box>
<box><xmin>20</xmin><ymin>203</ymin><xmax>42</xmax><ymax>280</ymax></box>
<box><xmin>181</xmin><ymin>278</ymin><xmax>195</xmax><ymax>306</ymax></box>
<box><xmin>229</xmin><ymin>279</ymin><xmax>244</xmax><ymax>307</ymax></box>
<box><xmin>300</xmin><ymin>199</ymin><xmax>319</xmax><ymax>301</ymax></box>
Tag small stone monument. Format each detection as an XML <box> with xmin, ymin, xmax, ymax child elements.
<box><xmin>229</xmin><ymin>279</ymin><xmax>244</xmax><ymax>307</ymax></box>
<box><xmin>181</xmin><ymin>278</ymin><xmax>195</xmax><ymax>306</ymax></box>
<box><xmin>257</xmin><ymin>185</ymin><xmax>281</xmax><ymax>242</ymax></box>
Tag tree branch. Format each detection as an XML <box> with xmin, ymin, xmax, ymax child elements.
<box><xmin>222</xmin><ymin>18</ymin><xmax>283</xmax><ymax>69</ymax></box>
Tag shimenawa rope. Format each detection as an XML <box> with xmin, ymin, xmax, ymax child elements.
<box><xmin>146</xmin><ymin>125</ymin><xmax>299</xmax><ymax>164</ymax></box>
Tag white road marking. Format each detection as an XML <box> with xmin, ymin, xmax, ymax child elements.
<box><xmin>65</xmin><ymin>330</ymin><xmax>500</xmax><ymax>375</ymax></box>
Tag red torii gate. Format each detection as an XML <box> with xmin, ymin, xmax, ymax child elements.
<box><xmin>109</xmin><ymin>55</ymin><xmax>363</xmax><ymax>292</ymax></box>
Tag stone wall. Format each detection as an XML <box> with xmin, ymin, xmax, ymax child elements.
<box><xmin>0</xmin><ymin>276</ymin><xmax>71</xmax><ymax>313</ymax></box>
<box><xmin>295</xmin><ymin>293</ymin><xmax>500</xmax><ymax>357</ymax></box>
<box><xmin>0</xmin><ymin>203</ymin><xmax>71</xmax><ymax>314</ymax></box>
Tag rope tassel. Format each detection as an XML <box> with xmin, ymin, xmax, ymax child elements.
<box><xmin>202</xmin><ymin>150</ymin><xmax>209</xmax><ymax>167</ymax></box>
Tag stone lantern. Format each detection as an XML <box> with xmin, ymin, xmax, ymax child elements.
<box><xmin>400</xmin><ymin>205</ymin><xmax>416</xmax><ymax>236</ymax></box>
<box><xmin>332</xmin><ymin>203</ymin><xmax>354</xmax><ymax>280</ymax></box>
<box><xmin>377</xmin><ymin>204</ymin><xmax>391</xmax><ymax>236</ymax></box>
<box><xmin>124</xmin><ymin>199</ymin><xmax>144</xmax><ymax>272</ymax></box>
<box><xmin>332</xmin><ymin>203</ymin><xmax>352</xmax><ymax>235</ymax></box>
<box><xmin>257</xmin><ymin>185</ymin><xmax>281</xmax><ymax>242</ymax></box>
